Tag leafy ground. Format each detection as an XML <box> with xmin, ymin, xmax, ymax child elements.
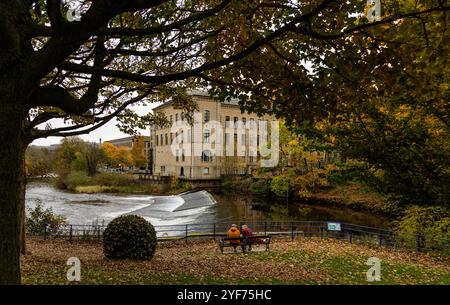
<box><xmin>22</xmin><ymin>237</ymin><xmax>450</xmax><ymax>285</ymax></box>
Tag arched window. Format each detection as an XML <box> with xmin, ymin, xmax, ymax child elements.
<box><xmin>201</xmin><ymin>150</ymin><xmax>212</xmax><ymax>162</ymax></box>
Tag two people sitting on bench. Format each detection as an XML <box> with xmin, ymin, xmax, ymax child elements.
<box><xmin>227</xmin><ymin>223</ymin><xmax>254</xmax><ymax>252</ymax></box>
<box><xmin>221</xmin><ymin>224</ymin><xmax>270</xmax><ymax>253</ymax></box>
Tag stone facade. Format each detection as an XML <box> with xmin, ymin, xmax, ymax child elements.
<box><xmin>150</xmin><ymin>90</ymin><xmax>274</xmax><ymax>179</ymax></box>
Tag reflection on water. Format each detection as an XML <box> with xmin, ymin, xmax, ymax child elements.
<box><xmin>212</xmin><ymin>192</ymin><xmax>392</xmax><ymax>228</ymax></box>
<box><xmin>25</xmin><ymin>182</ymin><xmax>391</xmax><ymax>229</ymax></box>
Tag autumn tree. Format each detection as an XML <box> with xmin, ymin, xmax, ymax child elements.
<box><xmin>102</xmin><ymin>142</ymin><xmax>133</xmax><ymax>168</ymax></box>
<box><xmin>53</xmin><ymin>137</ymin><xmax>86</xmax><ymax>180</ymax></box>
<box><xmin>278</xmin><ymin>121</ymin><xmax>306</xmax><ymax>172</ymax></box>
<box><xmin>0</xmin><ymin>0</ymin><xmax>444</xmax><ymax>284</ymax></box>
<box><xmin>25</xmin><ymin>146</ymin><xmax>53</xmax><ymax>178</ymax></box>
<box><xmin>101</xmin><ymin>142</ymin><xmax>119</xmax><ymax>165</ymax></box>
<box><xmin>82</xmin><ymin>142</ymin><xmax>107</xmax><ymax>176</ymax></box>
<box><xmin>115</xmin><ymin>147</ymin><xmax>134</xmax><ymax>169</ymax></box>
<box><xmin>54</xmin><ymin>137</ymin><xmax>105</xmax><ymax>179</ymax></box>
<box><xmin>206</xmin><ymin>0</ymin><xmax>449</xmax><ymax>203</ymax></box>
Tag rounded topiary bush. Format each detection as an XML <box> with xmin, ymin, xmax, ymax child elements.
<box><xmin>103</xmin><ymin>215</ymin><xmax>157</xmax><ymax>260</ymax></box>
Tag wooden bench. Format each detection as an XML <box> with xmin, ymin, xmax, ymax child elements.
<box><xmin>219</xmin><ymin>235</ymin><xmax>271</xmax><ymax>253</ymax></box>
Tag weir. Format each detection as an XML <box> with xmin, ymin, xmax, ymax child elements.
<box><xmin>126</xmin><ymin>190</ymin><xmax>216</xmax><ymax>215</ymax></box>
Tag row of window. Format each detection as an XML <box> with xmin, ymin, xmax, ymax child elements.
<box><xmin>159</xmin><ymin>166</ymin><xmax>210</xmax><ymax>175</ymax></box>
<box><xmin>154</xmin><ymin>110</ymin><xmax>268</xmax><ymax>130</ymax></box>
<box><xmin>168</xmin><ymin>110</ymin><xmax>267</xmax><ymax>128</ymax></box>
<box><xmin>224</xmin><ymin>133</ymin><xmax>267</xmax><ymax>146</ymax></box>
<box><xmin>160</xmin><ymin>165</ymin><xmax>256</xmax><ymax>176</ymax></box>
<box><xmin>155</xmin><ymin>130</ymin><xmax>268</xmax><ymax>146</ymax></box>
<box><xmin>204</xmin><ymin>130</ymin><xmax>266</xmax><ymax>145</ymax></box>
<box><xmin>224</xmin><ymin>115</ymin><xmax>268</xmax><ymax>130</ymax></box>
<box><xmin>175</xmin><ymin>149</ymin><xmax>185</xmax><ymax>162</ymax></box>
<box><xmin>172</xmin><ymin>150</ymin><xmax>258</xmax><ymax>163</ymax></box>
<box><xmin>155</xmin><ymin>130</ymin><xmax>191</xmax><ymax>146</ymax></box>
<box><xmin>174</xmin><ymin>150</ymin><xmax>212</xmax><ymax>162</ymax></box>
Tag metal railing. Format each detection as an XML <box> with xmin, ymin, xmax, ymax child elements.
<box><xmin>32</xmin><ymin>220</ymin><xmax>450</xmax><ymax>255</ymax></box>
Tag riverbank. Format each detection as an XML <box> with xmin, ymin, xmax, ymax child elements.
<box><xmin>50</xmin><ymin>171</ymin><xmax>191</xmax><ymax>195</ymax></box>
<box><xmin>22</xmin><ymin>237</ymin><xmax>450</xmax><ymax>284</ymax></box>
<box><xmin>73</xmin><ymin>184</ymin><xmax>162</xmax><ymax>194</ymax></box>
<box><xmin>307</xmin><ymin>182</ymin><xmax>401</xmax><ymax>216</ymax></box>
<box><xmin>222</xmin><ymin>177</ymin><xmax>399</xmax><ymax>218</ymax></box>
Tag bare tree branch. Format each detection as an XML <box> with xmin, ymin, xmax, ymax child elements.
<box><xmin>28</xmin><ymin>88</ymin><xmax>154</xmax><ymax>140</ymax></box>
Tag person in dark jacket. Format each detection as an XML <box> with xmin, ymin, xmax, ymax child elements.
<box><xmin>241</xmin><ymin>224</ymin><xmax>254</xmax><ymax>251</ymax></box>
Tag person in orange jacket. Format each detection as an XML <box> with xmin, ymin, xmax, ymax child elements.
<box><xmin>227</xmin><ymin>224</ymin><xmax>241</xmax><ymax>252</ymax></box>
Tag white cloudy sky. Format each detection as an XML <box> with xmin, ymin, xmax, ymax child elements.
<box><xmin>31</xmin><ymin>103</ymin><xmax>160</xmax><ymax>146</ymax></box>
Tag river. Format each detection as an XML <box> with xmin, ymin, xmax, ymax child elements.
<box><xmin>25</xmin><ymin>182</ymin><xmax>392</xmax><ymax>229</ymax></box>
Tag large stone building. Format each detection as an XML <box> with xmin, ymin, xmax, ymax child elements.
<box><xmin>150</xmin><ymin>90</ymin><xmax>275</xmax><ymax>179</ymax></box>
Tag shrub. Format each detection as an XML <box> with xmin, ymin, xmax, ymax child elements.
<box><xmin>290</xmin><ymin>167</ymin><xmax>330</xmax><ymax>199</ymax></box>
<box><xmin>26</xmin><ymin>199</ymin><xmax>67</xmax><ymax>235</ymax></box>
<box><xmin>395</xmin><ymin>205</ymin><xmax>450</xmax><ymax>251</ymax></box>
<box><xmin>222</xmin><ymin>177</ymin><xmax>252</xmax><ymax>193</ymax></box>
<box><xmin>58</xmin><ymin>171</ymin><xmax>137</xmax><ymax>190</ymax></box>
<box><xmin>92</xmin><ymin>172</ymin><xmax>135</xmax><ymax>186</ymax></box>
<box><xmin>270</xmin><ymin>176</ymin><xmax>290</xmax><ymax>197</ymax></box>
<box><xmin>103</xmin><ymin>215</ymin><xmax>157</xmax><ymax>260</ymax></box>
<box><xmin>250</xmin><ymin>178</ymin><xmax>269</xmax><ymax>195</ymax></box>
<box><xmin>168</xmin><ymin>176</ymin><xmax>192</xmax><ymax>193</ymax></box>
<box><xmin>395</xmin><ymin>206</ymin><xmax>449</xmax><ymax>234</ymax></box>
<box><xmin>64</xmin><ymin>170</ymin><xmax>90</xmax><ymax>190</ymax></box>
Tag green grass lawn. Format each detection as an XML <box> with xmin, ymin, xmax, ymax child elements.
<box><xmin>253</xmin><ymin>249</ymin><xmax>450</xmax><ymax>284</ymax></box>
<box><xmin>21</xmin><ymin>237</ymin><xmax>450</xmax><ymax>285</ymax></box>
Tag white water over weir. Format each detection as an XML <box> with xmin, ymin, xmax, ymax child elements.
<box><xmin>122</xmin><ymin>191</ymin><xmax>217</xmax><ymax>225</ymax></box>
<box><xmin>26</xmin><ymin>183</ymin><xmax>217</xmax><ymax>228</ymax></box>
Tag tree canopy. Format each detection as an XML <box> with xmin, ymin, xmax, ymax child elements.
<box><xmin>1</xmin><ymin>0</ymin><xmax>444</xmax><ymax>142</ymax></box>
<box><xmin>206</xmin><ymin>0</ymin><xmax>449</xmax><ymax>203</ymax></box>
<box><xmin>102</xmin><ymin>142</ymin><xmax>133</xmax><ymax>168</ymax></box>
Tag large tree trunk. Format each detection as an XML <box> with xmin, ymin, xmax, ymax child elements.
<box><xmin>0</xmin><ymin>103</ymin><xmax>26</xmax><ymax>284</ymax></box>
<box><xmin>19</xmin><ymin>145</ymin><xmax>27</xmax><ymax>256</ymax></box>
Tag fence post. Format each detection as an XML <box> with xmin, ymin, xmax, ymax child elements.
<box><xmin>320</xmin><ymin>226</ymin><xmax>324</xmax><ymax>239</ymax></box>
<box><xmin>291</xmin><ymin>222</ymin><xmax>294</xmax><ymax>241</ymax></box>
<box><xmin>416</xmin><ymin>235</ymin><xmax>421</xmax><ymax>252</ymax></box>
<box><xmin>97</xmin><ymin>225</ymin><xmax>101</xmax><ymax>242</ymax></box>
<box><xmin>348</xmin><ymin>229</ymin><xmax>353</xmax><ymax>243</ymax></box>
<box><xmin>378</xmin><ymin>231</ymin><xmax>383</xmax><ymax>247</ymax></box>
<box><xmin>213</xmin><ymin>223</ymin><xmax>216</xmax><ymax>240</ymax></box>
<box><xmin>69</xmin><ymin>225</ymin><xmax>73</xmax><ymax>243</ymax></box>
<box><xmin>43</xmin><ymin>224</ymin><xmax>47</xmax><ymax>240</ymax></box>
<box><xmin>264</xmin><ymin>221</ymin><xmax>267</xmax><ymax>236</ymax></box>
<box><xmin>185</xmin><ymin>224</ymin><xmax>188</xmax><ymax>243</ymax></box>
